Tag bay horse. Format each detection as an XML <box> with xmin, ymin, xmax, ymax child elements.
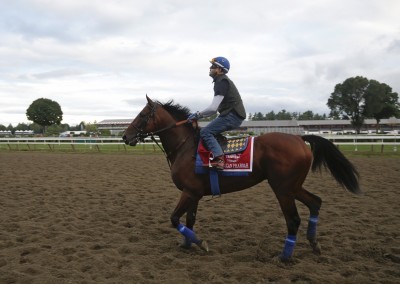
<box><xmin>122</xmin><ymin>96</ymin><xmax>361</xmax><ymax>261</ymax></box>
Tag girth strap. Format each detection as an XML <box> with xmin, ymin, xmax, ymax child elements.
<box><xmin>209</xmin><ymin>168</ymin><xmax>221</xmax><ymax>196</ymax></box>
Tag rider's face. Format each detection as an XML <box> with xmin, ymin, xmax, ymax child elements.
<box><xmin>209</xmin><ymin>65</ymin><xmax>221</xmax><ymax>78</ymax></box>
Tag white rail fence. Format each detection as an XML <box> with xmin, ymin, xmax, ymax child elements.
<box><xmin>326</xmin><ymin>135</ymin><xmax>398</xmax><ymax>153</ymax></box>
<box><xmin>0</xmin><ymin>137</ymin><xmax>159</xmax><ymax>152</ymax></box>
<box><xmin>0</xmin><ymin>135</ymin><xmax>398</xmax><ymax>153</ymax></box>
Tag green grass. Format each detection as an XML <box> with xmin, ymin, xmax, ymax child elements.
<box><xmin>337</xmin><ymin>144</ymin><xmax>399</xmax><ymax>157</ymax></box>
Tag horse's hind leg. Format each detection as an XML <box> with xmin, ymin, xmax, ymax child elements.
<box><xmin>274</xmin><ymin>194</ymin><xmax>301</xmax><ymax>260</ymax></box>
<box><xmin>295</xmin><ymin>187</ymin><xmax>322</xmax><ymax>255</ymax></box>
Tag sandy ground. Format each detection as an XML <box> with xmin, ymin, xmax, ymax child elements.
<box><xmin>0</xmin><ymin>152</ymin><xmax>399</xmax><ymax>283</ymax></box>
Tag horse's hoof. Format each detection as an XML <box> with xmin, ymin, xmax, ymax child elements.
<box><xmin>271</xmin><ymin>255</ymin><xmax>283</xmax><ymax>264</ymax></box>
<box><xmin>272</xmin><ymin>254</ymin><xmax>293</xmax><ymax>265</ymax></box>
<box><xmin>179</xmin><ymin>243</ymin><xmax>192</xmax><ymax>250</ymax></box>
<box><xmin>310</xmin><ymin>241</ymin><xmax>321</xmax><ymax>255</ymax></box>
<box><xmin>196</xmin><ymin>240</ymin><xmax>209</xmax><ymax>252</ymax></box>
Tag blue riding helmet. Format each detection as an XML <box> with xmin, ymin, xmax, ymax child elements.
<box><xmin>210</xmin><ymin>56</ymin><xmax>230</xmax><ymax>73</ymax></box>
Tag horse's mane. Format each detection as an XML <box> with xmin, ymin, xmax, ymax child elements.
<box><xmin>157</xmin><ymin>100</ymin><xmax>191</xmax><ymax>121</ymax></box>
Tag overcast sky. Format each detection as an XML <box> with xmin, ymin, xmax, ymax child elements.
<box><xmin>1</xmin><ymin>0</ymin><xmax>399</xmax><ymax>126</ymax></box>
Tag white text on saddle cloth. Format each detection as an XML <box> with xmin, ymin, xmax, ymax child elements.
<box><xmin>224</xmin><ymin>150</ymin><xmax>253</xmax><ymax>172</ymax></box>
<box><xmin>224</xmin><ymin>153</ymin><xmax>249</xmax><ymax>169</ymax></box>
<box><xmin>224</xmin><ymin>162</ymin><xmax>250</xmax><ymax>169</ymax></box>
<box><xmin>225</xmin><ymin>154</ymin><xmax>241</xmax><ymax>163</ymax></box>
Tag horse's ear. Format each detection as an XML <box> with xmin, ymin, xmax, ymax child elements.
<box><xmin>146</xmin><ymin>94</ymin><xmax>153</xmax><ymax>104</ymax></box>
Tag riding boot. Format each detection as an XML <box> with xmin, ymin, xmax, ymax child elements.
<box><xmin>210</xmin><ymin>155</ymin><xmax>225</xmax><ymax>170</ymax></box>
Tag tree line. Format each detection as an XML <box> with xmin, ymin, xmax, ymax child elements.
<box><xmin>0</xmin><ymin>121</ymin><xmax>100</xmax><ymax>136</ymax></box>
<box><xmin>248</xmin><ymin>110</ymin><xmax>327</xmax><ymax>121</ymax></box>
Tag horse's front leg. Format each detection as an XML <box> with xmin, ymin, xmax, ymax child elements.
<box><xmin>180</xmin><ymin>199</ymin><xmax>199</xmax><ymax>249</ymax></box>
<box><xmin>170</xmin><ymin>191</ymin><xmax>208</xmax><ymax>252</ymax></box>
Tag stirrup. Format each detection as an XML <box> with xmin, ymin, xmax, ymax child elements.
<box><xmin>210</xmin><ymin>158</ymin><xmax>225</xmax><ymax>170</ymax></box>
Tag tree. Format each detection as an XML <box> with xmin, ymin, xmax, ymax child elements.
<box><xmin>328</xmin><ymin>76</ymin><xmax>399</xmax><ymax>133</ymax></box>
<box><xmin>327</xmin><ymin>76</ymin><xmax>369</xmax><ymax>133</ymax></box>
<box><xmin>15</xmin><ymin>123</ymin><xmax>30</xmax><ymax>131</ymax></box>
<box><xmin>6</xmin><ymin>124</ymin><xmax>14</xmax><ymax>134</ymax></box>
<box><xmin>85</xmin><ymin>122</ymin><xmax>98</xmax><ymax>134</ymax></box>
<box><xmin>26</xmin><ymin>98</ymin><xmax>63</xmax><ymax>134</ymax></box>
<box><xmin>47</xmin><ymin>124</ymin><xmax>65</xmax><ymax>136</ymax></box>
<box><xmin>276</xmin><ymin>109</ymin><xmax>292</xmax><ymax>120</ymax></box>
<box><xmin>298</xmin><ymin>110</ymin><xmax>314</xmax><ymax>120</ymax></box>
<box><xmin>252</xmin><ymin>112</ymin><xmax>265</xmax><ymax>121</ymax></box>
<box><xmin>265</xmin><ymin>111</ymin><xmax>276</xmax><ymax>120</ymax></box>
<box><xmin>363</xmin><ymin>80</ymin><xmax>399</xmax><ymax>133</ymax></box>
<box><xmin>313</xmin><ymin>113</ymin><xmax>327</xmax><ymax>120</ymax></box>
<box><xmin>29</xmin><ymin>122</ymin><xmax>43</xmax><ymax>134</ymax></box>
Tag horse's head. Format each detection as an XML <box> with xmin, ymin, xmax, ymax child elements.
<box><xmin>122</xmin><ymin>95</ymin><xmax>160</xmax><ymax>146</ymax></box>
<box><xmin>123</xmin><ymin>95</ymin><xmax>192</xmax><ymax>146</ymax></box>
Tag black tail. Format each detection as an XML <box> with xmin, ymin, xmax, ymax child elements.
<box><xmin>301</xmin><ymin>135</ymin><xmax>361</xmax><ymax>194</ymax></box>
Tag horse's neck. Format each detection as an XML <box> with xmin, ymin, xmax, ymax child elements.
<box><xmin>158</xmin><ymin>124</ymin><xmax>196</xmax><ymax>163</ymax></box>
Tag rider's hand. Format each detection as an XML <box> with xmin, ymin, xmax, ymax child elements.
<box><xmin>187</xmin><ymin>112</ymin><xmax>201</xmax><ymax>122</ymax></box>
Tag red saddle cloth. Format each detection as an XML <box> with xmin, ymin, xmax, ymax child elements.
<box><xmin>197</xmin><ymin>137</ymin><xmax>254</xmax><ymax>172</ymax></box>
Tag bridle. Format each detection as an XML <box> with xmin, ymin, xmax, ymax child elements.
<box><xmin>128</xmin><ymin>102</ymin><xmax>159</xmax><ymax>144</ymax></box>
<box><xmin>124</xmin><ymin>102</ymin><xmax>193</xmax><ymax>167</ymax></box>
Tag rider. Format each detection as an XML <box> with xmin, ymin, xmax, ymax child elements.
<box><xmin>187</xmin><ymin>56</ymin><xmax>246</xmax><ymax>170</ymax></box>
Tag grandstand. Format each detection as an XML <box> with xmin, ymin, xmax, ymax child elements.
<box><xmin>0</xmin><ymin>130</ymin><xmax>34</xmax><ymax>137</ymax></box>
<box><xmin>0</xmin><ymin>130</ymin><xmax>12</xmax><ymax>136</ymax></box>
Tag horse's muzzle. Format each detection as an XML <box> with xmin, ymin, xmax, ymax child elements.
<box><xmin>122</xmin><ymin>135</ymin><xmax>138</xmax><ymax>146</ymax></box>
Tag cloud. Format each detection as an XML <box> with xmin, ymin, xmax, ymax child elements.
<box><xmin>1</xmin><ymin>0</ymin><xmax>399</xmax><ymax>126</ymax></box>
<box><xmin>387</xmin><ymin>39</ymin><xmax>400</xmax><ymax>52</ymax></box>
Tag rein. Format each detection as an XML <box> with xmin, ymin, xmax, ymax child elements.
<box><xmin>146</xmin><ymin>119</ymin><xmax>188</xmax><ymax>137</ymax></box>
<box><xmin>148</xmin><ymin>120</ymin><xmax>190</xmax><ymax>168</ymax></box>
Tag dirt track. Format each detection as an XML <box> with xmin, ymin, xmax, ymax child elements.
<box><xmin>0</xmin><ymin>152</ymin><xmax>399</xmax><ymax>283</ymax></box>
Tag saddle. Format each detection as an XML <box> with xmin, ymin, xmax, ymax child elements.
<box><xmin>196</xmin><ymin>135</ymin><xmax>254</xmax><ymax>172</ymax></box>
<box><xmin>214</xmin><ymin>135</ymin><xmax>250</xmax><ymax>154</ymax></box>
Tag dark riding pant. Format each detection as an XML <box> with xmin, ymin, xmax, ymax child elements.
<box><xmin>200</xmin><ymin>112</ymin><xmax>243</xmax><ymax>158</ymax></box>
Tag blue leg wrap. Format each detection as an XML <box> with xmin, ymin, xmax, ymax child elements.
<box><xmin>307</xmin><ymin>215</ymin><xmax>319</xmax><ymax>239</ymax></box>
<box><xmin>177</xmin><ymin>224</ymin><xmax>200</xmax><ymax>244</ymax></box>
<box><xmin>282</xmin><ymin>235</ymin><xmax>297</xmax><ymax>259</ymax></box>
